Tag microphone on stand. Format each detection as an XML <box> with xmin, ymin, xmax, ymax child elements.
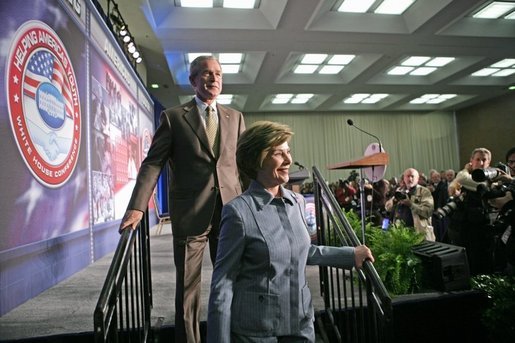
<box><xmin>347</xmin><ymin>119</ymin><xmax>383</xmax><ymax>152</ymax></box>
<box><xmin>294</xmin><ymin>161</ymin><xmax>305</xmax><ymax>170</ymax></box>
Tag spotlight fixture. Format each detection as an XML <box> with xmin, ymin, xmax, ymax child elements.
<box><xmin>107</xmin><ymin>0</ymin><xmax>143</xmax><ymax>67</ymax></box>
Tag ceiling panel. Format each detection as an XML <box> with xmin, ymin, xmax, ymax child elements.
<box><xmin>113</xmin><ymin>0</ymin><xmax>515</xmax><ymax>112</ymax></box>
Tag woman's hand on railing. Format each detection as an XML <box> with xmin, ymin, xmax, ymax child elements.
<box><xmin>118</xmin><ymin>209</ymin><xmax>144</xmax><ymax>233</ymax></box>
<box><xmin>354</xmin><ymin>245</ymin><xmax>375</xmax><ymax>268</ymax></box>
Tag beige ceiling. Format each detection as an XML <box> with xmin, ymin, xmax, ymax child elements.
<box><xmin>114</xmin><ymin>0</ymin><xmax>515</xmax><ymax>112</ymax></box>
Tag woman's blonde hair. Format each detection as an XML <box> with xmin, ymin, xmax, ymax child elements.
<box><xmin>236</xmin><ymin>121</ymin><xmax>293</xmax><ymax>179</ymax></box>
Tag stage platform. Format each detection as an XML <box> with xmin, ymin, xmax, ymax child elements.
<box><xmin>0</xmin><ymin>224</ymin><xmax>325</xmax><ymax>341</ymax></box>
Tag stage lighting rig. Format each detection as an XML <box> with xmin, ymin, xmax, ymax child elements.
<box><xmin>106</xmin><ymin>0</ymin><xmax>143</xmax><ymax>66</ymax></box>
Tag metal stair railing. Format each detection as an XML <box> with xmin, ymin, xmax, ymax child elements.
<box><xmin>94</xmin><ymin>212</ymin><xmax>153</xmax><ymax>343</ymax></box>
<box><xmin>312</xmin><ymin>166</ymin><xmax>393</xmax><ymax>343</ymax></box>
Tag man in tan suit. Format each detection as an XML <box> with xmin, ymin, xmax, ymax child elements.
<box><xmin>119</xmin><ymin>56</ymin><xmax>246</xmax><ymax>342</ymax></box>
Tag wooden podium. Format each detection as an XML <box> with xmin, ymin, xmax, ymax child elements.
<box><xmin>327</xmin><ymin>151</ymin><xmax>389</xmax><ymax>243</ymax></box>
<box><xmin>327</xmin><ymin>152</ymin><xmax>389</xmax><ymax>170</ymax></box>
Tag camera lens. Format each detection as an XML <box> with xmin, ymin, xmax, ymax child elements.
<box><xmin>471</xmin><ymin>168</ymin><xmax>499</xmax><ymax>182</ymax></box>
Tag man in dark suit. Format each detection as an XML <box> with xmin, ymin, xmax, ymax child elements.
<box><xmin>119</xmin><ymin>56</ymin><xmax>246</xmax><ymax>342</ymax></box>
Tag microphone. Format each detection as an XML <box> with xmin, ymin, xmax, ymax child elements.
<box><xmin>294</xmin><ymin>161</ymin><xmax>305</xmax><ymax>169</ymax></box>
<box><xmin>347</xmin><ymin>119</ymin><xmax>383</xmax><ymax>152</ymax></box>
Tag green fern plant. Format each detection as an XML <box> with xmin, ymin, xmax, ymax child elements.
<box><xmin>368</xmin><ymin>224</ymin><xmax>425</xmax><ymax>295</ymax></box>
<box><xmin>344</xmin><ymin>209</ymin><xmax>376</xmax><ymax>242</ymax></box>
<box><xmin>345</xmin><ymin>211</ymin><xmax>425</xmax><ymax>295</ymax></box>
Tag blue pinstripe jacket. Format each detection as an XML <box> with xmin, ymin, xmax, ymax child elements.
<box><xmin>207</xmin><ymin>181</ymin><xmax>356</xmax><ymax>342</ymax></box>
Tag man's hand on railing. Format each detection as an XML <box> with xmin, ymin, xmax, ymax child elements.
<box><xmin>118</xmin><ymin>209</ymin><xmax>144</xmax><ymax>233</ymax></box>
<box><xmin>354</xmin><ymin>245</ymin><xmax>375</xmax><ymax>269</ymax></box>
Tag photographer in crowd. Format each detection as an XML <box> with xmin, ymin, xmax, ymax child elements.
<box><xmin>486</xmin><ymin>147</ymin><xmax>515</xmax><ymax>275</ymax></box>
<box><xmin>447</xmin><ymin>148</ymin><xmax>498</xmax><ymax>275</ymax></box>
<box><xmin>385</xmin><ymin>168</ymin><xmax>435</xmax><ymax>241</ymax></box>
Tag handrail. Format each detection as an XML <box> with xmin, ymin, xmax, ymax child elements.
<box><xmin>312</xmin><ymin>166</ymin><xmax>393</xmax><ymax>342</ymax></box>
<box><xmin>94</xmin><ymin>212</ymin><xmax>152</xmax><ymax>343</ymax></box>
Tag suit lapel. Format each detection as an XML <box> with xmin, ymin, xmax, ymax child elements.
<box><xmin>183</xmin><ymin>99</ymin><xmax>214</xmax><ymax>158</ymax></box>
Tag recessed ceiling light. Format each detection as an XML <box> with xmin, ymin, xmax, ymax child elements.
<box><xmin>291</xmin><ymin>98</ymin><xmax>309</xmax><ymax>104</ymax></box>
<box><xmin>375</xmin><ymin>0</ymin><xmax>415</xmax><ymax>15</ymax></box>
<box><xmin>426</xmin><ymin>57</ymin><xmax>455</xmax><ymax>67</ymax></box>
<box><xmin>471</xmin><ymin>68</ymin><xmax>499</xmax><ymax>76</ymax></box>
<box><xmin>223</xmin><ymin>0</ymin><xmax>255</xmax><ymax>9</ymax></box>
<box><xmin>387</xmin><ymin>66</ymin><xmax>414</xmax><ymax>75</ymax></box>
<box><xmin>221</xmin><ymin>64</ymin><xmax>240</xmax><ymax>74</ymax></box>
<box><xmin>402</xmin><ymin>56</ymin><xmax>430</xmax><ymax>66</ymax></box>
<box><xmin>319</xmin><ymin>65</ymin><xmax>344</xmax><ymax>74</ymax></box>
<box><xmin>410</xmin><ymin>67</ymin><xmax>437</xmax><ymax>76</ymax></box>
<box><xmin>491</xmin><ymin>58</ymin><xmax>515</xmax><ymax>68</ymax></box>
<box><xmin>343</xmin><ymin>98</ymin><xmax>360</xmax><ymax>104</ymax></box>
<box><xmin>301</xmin><ymin>54</ymin><xmax>327</xmax><ymax>64</ymax></box>
<box><xmin>151</xmin><ymin>84</ymin><xmax>159</xmax><ymax>89</ymax></box>
<box><xmin>296</xmin><ymin>93</ymin><xmax>314</xmax><ymax>99</ymax></box>
<box><xmin>294</xmin><ymin>65</ymin><xmax>318</xmax><ymax>74</ymax></box>
<box><xmin>473</xmin><ymin>1</ymin><xmax>515</xmax><ymax>19</ymax></box>
<box><xmin>181</xmin><ymin>0</ymin><xmax>213</xmax><ymax>8</ymax></box>
<box><xmin>370</xmin><ymin>94</ymin><xmax>389</xmax><ymax>100</ymax></box>
<box><xmin>344</xmin><ymin>93</ymin><xmax>388</xmax><ymax>104</ymax></box>
<box><xmin>271</xmin><ymin>93</ymin><xmax>312</xmax><ymax>105</ymax></box>
<box><xmin>410</xmin><ymin>94</ymin><xmax>456</xmax><ymax>104</ymax></box>
<box><xmin>217</xmin><ymin>94</ymin><xmax>234</xmax><ymax>104</ymax></box>
<box><xmin>426</xmin><ymin>98</ymin><xmax>445</xmax><ymax>104</ymax></box>
<box><xmin>492</xmin><ymin>69</ymin><xmax>515</xmax><ymax>77</ymax></box>
<box><xmin>219</xmin><ymin>53</ymin><xmax>243</xmax><ymax>64</ymax></box>
<box><xmin>337</xmin><ymin>0</ymin><xmax>374</xmax><ymax>13</ymax></box>
<box><xmin>328</xmin><ymin>55</ymin><xmax>355</xmax><ymax>64</ymax></box>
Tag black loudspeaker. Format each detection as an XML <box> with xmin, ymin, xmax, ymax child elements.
<box><xmin>412</xmin><ymin>241</ymin><xmax>470</xmax><ymax>292</ymax></box>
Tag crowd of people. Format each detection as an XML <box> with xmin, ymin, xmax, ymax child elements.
<box><xmin>317</xmin><ymin>147</ymin><xmax>515</xmax><ymax>277</ymax></box>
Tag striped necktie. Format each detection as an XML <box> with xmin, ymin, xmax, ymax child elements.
<box><xmin>205</xmin><ymin>106</ymin><xmax>219</xmax><ymax>156</ymax></box>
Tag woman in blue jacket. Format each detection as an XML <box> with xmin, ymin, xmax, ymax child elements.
<box><xmin>207</xmin><ymin>121</ymin><xmax>374</xmax><ymax>342</ymax></box>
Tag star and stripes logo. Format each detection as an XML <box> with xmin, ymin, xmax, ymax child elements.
<box><xmin>6</xmin><ymin>21</ymin><xmax>81</xmax><ymax>188</ymax></box>
<box><xmin>24</xmin><ymin>50</ymin><xmax>74</xmax><ymax>121</ymax></box>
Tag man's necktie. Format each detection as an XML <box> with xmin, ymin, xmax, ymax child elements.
<box><xmin>205</xmin><ymin>106</ymin><xmax>219</xmax><ymax>156</ymax></box>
